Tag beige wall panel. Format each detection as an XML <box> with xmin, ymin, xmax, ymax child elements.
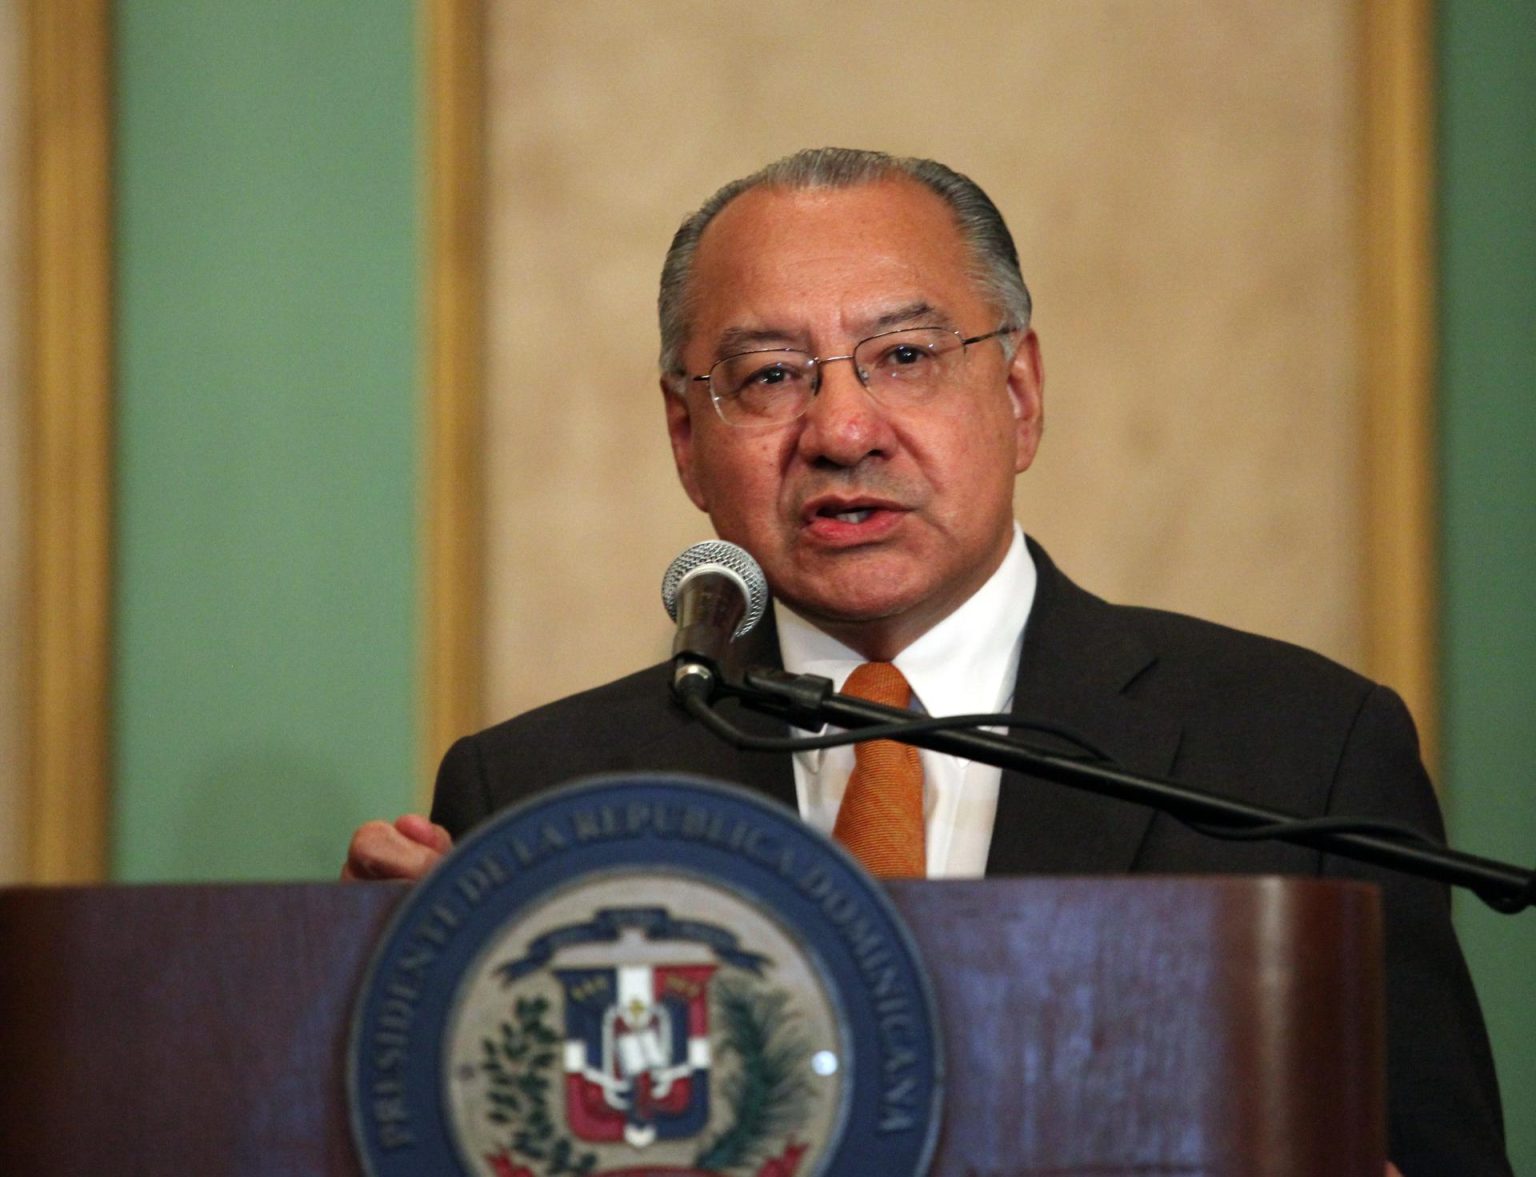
<box><xmin>484</xmin><ymin>0</ymin><xmax>1361</xmax><ymax>724</ymax></box>
<box><xmin>0</xmin><ymin>0</ymin><xmax>21</xmax><ymax>881</ymax></box>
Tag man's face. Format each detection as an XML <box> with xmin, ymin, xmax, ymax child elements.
<box><xmin>664</xmin><ymin>179</ymin><xmax>1044</xmax><ymax>659</ymax></box>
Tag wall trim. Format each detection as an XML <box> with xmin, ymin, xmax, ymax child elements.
<box><xmin>421</xmin><ymin>0</ymin><xmax>486</xmax><ymax>799</ymax></box>
<box><xmin>1359</xmin><ymin>0</ymin><xmax>1439</xmax><ymax>766</ymax></box>
<box><xmin>420</xmin><ymin>3</ymin><xmax>1440</xmax><ymax>780</ymax></box>
<box><xmin>21</xmin><ymin>0</ymin><xmax>113</xmax><ymax>881</ymax></box>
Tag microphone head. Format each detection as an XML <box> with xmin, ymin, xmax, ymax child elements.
<box><xmin>661</xmin><ymin>540</ymin><xmax>770</xmax><ymax>639</ymax></box>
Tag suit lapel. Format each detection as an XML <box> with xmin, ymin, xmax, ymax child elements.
<box><xmin>986</xmin><ymin>540</ymin><xmax>1183</xmax><ymax>876</ymax></box>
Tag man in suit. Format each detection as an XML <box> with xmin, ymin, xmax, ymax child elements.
<box><xmin>346</xmin><ymin>148</ymin><xmax>1509</xmax><ymax>1174</ymax></box>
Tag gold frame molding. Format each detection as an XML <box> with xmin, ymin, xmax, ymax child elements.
<box><xmin>1360</xmin><ymin>0</ymin><xmax>1438</xmax><ymax>766</ymax></box>
<box><xmin>424</xmin><ymin>1</ymin><xmax>1441</xmax><ymax>772</ymax></box>
<box><xmin>421</xmin><ymin>0</ymin><xmax>486</xmax><ymax>798</ymax></box>
<box><xmin>21</xmin><ymin>0</ymin><xmax>113</xmax><ymax>881</ymax></box>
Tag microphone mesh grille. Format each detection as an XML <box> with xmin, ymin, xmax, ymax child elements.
<box><xmin>660</xmin><ymin>540</ymin><xmax>770</xmax><ymax>638</ymax></box>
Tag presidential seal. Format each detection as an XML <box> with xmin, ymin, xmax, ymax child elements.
<box><xmin>349</xmin><ymin>774</ymin><xmax>942</xmax><ymax>1177</ymax></box>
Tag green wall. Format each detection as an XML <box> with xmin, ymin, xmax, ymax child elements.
<box><xmin>1439</xmin><ymin>3</ymin><xmax>1536</xmax><ymax>1172</ymax></box>
<box><xmin>111</xmin><ymin>2</ymin><xmax>421</xmax><ymax>880</ymax></box>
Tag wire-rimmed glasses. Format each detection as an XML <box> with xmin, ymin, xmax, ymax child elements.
<box><xmin>689</xmin><ymin>325</ymin><xmax>1017</xmax><ymax>427</ymax></box>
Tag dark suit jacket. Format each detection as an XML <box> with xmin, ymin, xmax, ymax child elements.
<box><xmin>433</xmin><ymin>539</ymin><xmax>1509</xmax><ymax>1175</ymax></box>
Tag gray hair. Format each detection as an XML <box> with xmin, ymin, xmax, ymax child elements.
<box><xmin>657</xmin><ymin>147</ymin><xmax>1032</xmax><ymax>383</ymax></box>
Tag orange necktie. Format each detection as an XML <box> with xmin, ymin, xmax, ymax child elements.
<box><xmin>831</xmin><ymin>662</ymin><xmax>926</xmax><ymax>878</ymax></box>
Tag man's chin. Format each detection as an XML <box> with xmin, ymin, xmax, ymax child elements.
<box><xmin>774</xmin><ymin>580</ymin><xmax>914</xmax><ymax>626</ymax></box>
<box><xmin>778</xmin><ymin>596</ymin><xmax>936</xmax><ymax>662</ymax></box>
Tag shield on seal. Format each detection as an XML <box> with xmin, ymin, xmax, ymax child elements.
<box><xmin>556</xmin><ymin>963</ymin><xmax>717</xmax><ymax>1147</ymax></box>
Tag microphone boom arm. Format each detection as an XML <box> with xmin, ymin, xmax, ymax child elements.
<box><xmin>712</xmin><ymin>666</ymin><xmax>1536</xmax><ymax>915</ymax></box>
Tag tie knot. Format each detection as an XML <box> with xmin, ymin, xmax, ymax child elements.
<box><xmin>843</xmin><ymin>662</ymin><xmax>911</xmax><ymax>710</ymax></box>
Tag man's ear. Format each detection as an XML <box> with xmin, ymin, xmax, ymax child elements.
<box><xmin>1006</xmin><ymin>330</ymin><xmax>1045</xmax><ymax>474</ymax></box>
<box><xmin>662</xmin><ymin>378</ymin><xmax>709</xmax><ymax>511</ymax></box>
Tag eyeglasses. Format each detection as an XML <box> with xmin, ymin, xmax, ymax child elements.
<box><xmin>689</xmin><ymin>325</ymin><xmax>1017</xmax><ymax>427</ymax></box>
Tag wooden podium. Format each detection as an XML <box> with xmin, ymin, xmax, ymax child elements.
<box><xmin>0</xmin><ymin>877</ymin><xmax>1384</xmax><ymax>1175</ymax></box>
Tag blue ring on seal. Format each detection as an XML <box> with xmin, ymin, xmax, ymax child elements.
<box><xmin>348</xmin><ymin>772</ymin><xmax>943</xmax><ymax>1177</ymax></box>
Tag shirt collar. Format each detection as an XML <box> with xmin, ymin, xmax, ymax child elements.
<box><xmin>774</xmin><ymin>522</ymin><xmax>1035</xmax><ymax>719</ymax></box>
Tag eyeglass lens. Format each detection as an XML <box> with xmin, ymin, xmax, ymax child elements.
<box><xmin>710</xmin><ymin>327</ymin><xmax>968</xmax><ymax>424</ymax></box>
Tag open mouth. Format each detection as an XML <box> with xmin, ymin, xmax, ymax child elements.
<box><xmin>802</xmin><ymin>493</ymin><xmax>901</xmax><ymax>525</ymax></box>
<box><xmin>822</xmin><ymin>507</ymin><xmax>875</xmax><ymax>524</ymax></box>
<box><xmin>800</xmin><ymin>497</ymin><xmax>905</xmax><ymax>542</ymax></box>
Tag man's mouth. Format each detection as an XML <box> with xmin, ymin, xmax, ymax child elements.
<box><xmin>799</xmin><ymin>496</ymin><xmax>907</xmax><ymax>544</ymax></box>
<box><xmin>803</xmin><ymin>496</ymin><xmax>898</xmax><ymax>523</ymax></box>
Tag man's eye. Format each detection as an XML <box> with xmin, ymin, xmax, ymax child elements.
<box><xmin>737</xmin><ymin>363</ymin><xmax>801</xmax><ymax>392</ymax></box>
<box><xmin>875</xmin><ymin>343</ymin><xmax>936</xmax><ymax>370</ymax></box>
<box><xmin>753</xmin><ymin>365</ymin><xmax>794</xmax><ymax>385</ymax></box>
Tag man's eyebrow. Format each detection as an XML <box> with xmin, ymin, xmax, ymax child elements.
<box><xmin>861</xmin><ymin>301</ymin><xmax>949</xmax><ymax>334</ymax></box>
<box><xmin>711</xmin><ymin>302</ymin><xmax>952</xmax><ymax>361</ymax></box>
<box><xmin>713</xmin><ymin>326</ymin><xmax>800</xmax><ymax>359</ymax></box>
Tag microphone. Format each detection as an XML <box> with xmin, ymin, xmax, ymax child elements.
<box><xmin>661</xmin><ymin>540</ymin><xmax>770</xmax><ymax>700</ymax></box>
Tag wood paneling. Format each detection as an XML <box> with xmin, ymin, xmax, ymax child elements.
<box><xmin>423</xmin><ymin>0</ymin><xmax>487</xmax><ymax>799</ymax></box>
<box><xmin>19</xmin><ymin>0</ymin><xmax>112</xmax><ymax>881</ymax></box>
<box><xmin>1359</xmin><ymin>0</ymin><xmax>1438</xmax><ymax>762</ymax></box>
<box><xmin>0</xmin><ymin>0</ymin><xmax>23</xmax><ymax>881</ymax></box>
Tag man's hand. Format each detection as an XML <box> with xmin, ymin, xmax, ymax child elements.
<box><xmin>342</xmin><ymin>814</ymin><xmax>453</xmax><ymax>881</ymax></box>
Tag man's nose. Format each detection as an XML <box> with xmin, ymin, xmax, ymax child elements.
<box><xmin>796</xmin><ymin>353</ymin><xmax>894</xmax><ymax>465</ymax></box>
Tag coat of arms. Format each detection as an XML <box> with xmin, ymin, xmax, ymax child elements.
<box><xmin>350</xmin><ymin>775</ymin><xmax>941</xmax><ymax>1177</ymax></box>
<box><xmin>451</xmin><ymin>900</ymin><xmax>831</xmax><ymax>1177</ymax></box>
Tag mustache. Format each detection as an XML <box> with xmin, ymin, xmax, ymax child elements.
<box><xmin>793</xmin><ymin>469</ymin><xmax>917</xmax><ymax>513</ymax></box>
<box><xmin>795</xmin><ymin>463</ymin><xmax>913</xmax><ymax>494</ymax></box>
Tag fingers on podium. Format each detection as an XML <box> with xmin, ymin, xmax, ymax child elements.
<box><xmin>342</xmin><ymin>815</ymin><xmax>452</xmax><ymax>881</ymax></box>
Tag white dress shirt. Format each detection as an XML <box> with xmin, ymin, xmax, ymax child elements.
<box><xmin>774</xmin><ymin>524</ymin><xmax>1036</xmax><ymax>877</ymax></box>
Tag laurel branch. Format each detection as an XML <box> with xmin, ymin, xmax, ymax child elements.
<box><xmin>693</xmin><ymin>976</ymin><xmax>813</xmax><ymax>1173</ymax></box>
<box><xmin>481</xmin><ymin>995</ymin><xmax>597</xmax><ymax>1177</ymax></box>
